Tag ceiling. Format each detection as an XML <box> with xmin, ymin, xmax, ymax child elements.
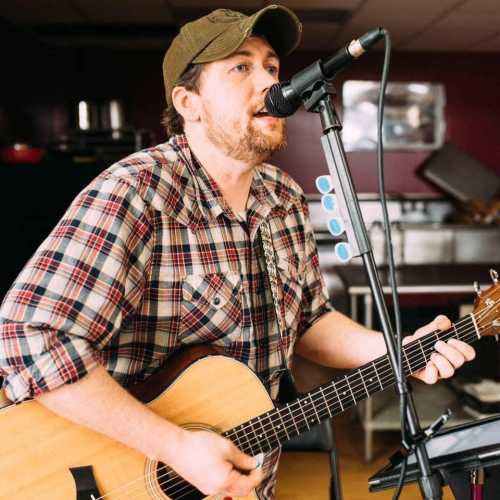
<box><xmin>2</xmin><ymin>0</ymin><xmax>500</xmax><ymax>52</ymax></box>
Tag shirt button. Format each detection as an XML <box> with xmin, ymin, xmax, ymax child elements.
<box><xmin>213</xmin><ymin>296</ymin><xmax>221</xmax><ymax>306</ymax></box>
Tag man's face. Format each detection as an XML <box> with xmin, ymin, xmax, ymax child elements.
<box><xmin>197</xmin><ymin>36</ymin><xmax>287</xmax><ymax>163</ymax></box>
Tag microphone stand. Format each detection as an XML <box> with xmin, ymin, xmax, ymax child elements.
<box><xmin>304</xmin><ymin>81</ymin><xmax>443</xmax><ymax>499</ymax></box>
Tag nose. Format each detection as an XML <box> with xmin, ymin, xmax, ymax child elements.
<box><xmin>254</xmin><ymin>66</ymin><xmax>278</xmax><ymax>96</ymax></box>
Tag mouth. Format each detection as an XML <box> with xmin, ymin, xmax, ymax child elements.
<box><xmin>253</xmin><ymin>106</ymin><xmax>272</xmax><ymax>118</ymax></box>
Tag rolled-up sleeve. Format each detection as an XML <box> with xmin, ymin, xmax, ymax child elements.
<box><xmin>297</xmin><ymin>195</ymin><xmax>333</xmax><ymax>337</ymax></box>
<box><xmin>0</xmin><ymin>175</ymin><xmax>153</xmax><ymax>402</ymax></box>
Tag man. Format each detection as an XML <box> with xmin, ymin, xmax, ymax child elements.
<box><xmin>0</xmin><ymin>5</ymin><xmax>475</xmax><ymax>499</ymax></box>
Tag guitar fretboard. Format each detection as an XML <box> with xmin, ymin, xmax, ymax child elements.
<box><xmin>222</xmin><ymin>314</ymin><xmax>480</xmax><ymax>456</ymax></box>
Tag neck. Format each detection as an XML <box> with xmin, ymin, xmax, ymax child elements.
<box><xmin>185</xmin><ymin>128</ymin><xmax>258</xmax><ymax>214</ymax></box>
<box><xmin>222</xmin><ymin>313</ymin><xmax>484</xmax><ymax>457</ymax></box>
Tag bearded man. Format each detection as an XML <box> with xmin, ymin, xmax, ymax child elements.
<box><xmin>0</xmin><ymin>5</ymin><xmax>475</xmax><ymax>499</ymax></box>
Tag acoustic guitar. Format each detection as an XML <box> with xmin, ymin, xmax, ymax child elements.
<box><xmin>0</xmin><ymin>274</ymin><xmax>498</xmax><ymax>499</ymax></box>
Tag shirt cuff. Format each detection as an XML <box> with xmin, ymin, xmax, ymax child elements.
<box><xmin>2</xmin><ymin>338</ymin><xmax>101</xmax><ymax>403</ymax></box>
<box><xmin>298</xmin><ymin>300</ymin><xmax>334</xmax><ymax>338</ymax></box>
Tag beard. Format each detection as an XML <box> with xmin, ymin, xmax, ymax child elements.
<box><xmin>202</xmin><ymin>103</ymin><xmax>287</xmax><ymax>164</ymax></box>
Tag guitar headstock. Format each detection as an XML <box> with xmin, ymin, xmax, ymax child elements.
<box><xmin>473</xmin><ymin>269</ymin><xmax>500</xmax><ymax>339</ymax></box>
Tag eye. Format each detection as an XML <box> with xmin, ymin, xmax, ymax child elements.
<box><xmin>267</xmin><ymin>65</ymin><xmax>279</xmax><ymax>76</ymax></box>
<box><xmin>233</xmin><ymin>63</ymin><xmax>249</xmax><ymax>73</ymax></box>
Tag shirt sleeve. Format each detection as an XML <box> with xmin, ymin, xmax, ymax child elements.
<box><xmin>0</xmin><ymin>175</ymin><xmax>153</xmax><ymax>403</ymax></box>
<box><xmin>297</xmin><ymin>195</ymin><xmax>334</xmax><ymax>337</ymax></box>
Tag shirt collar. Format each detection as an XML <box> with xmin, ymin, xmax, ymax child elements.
<box><xmin>169</xmin><ymin>134</ymin><xmax>283</xmax><ymax>226</ymax></box>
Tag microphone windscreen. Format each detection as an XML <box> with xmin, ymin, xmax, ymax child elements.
<box><xmin>265</xmin><ymin>83</ymin><xmax>297</xmax><ymax>118</ymax></box>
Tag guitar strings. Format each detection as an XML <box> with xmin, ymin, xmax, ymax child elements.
<box><xmin>92</xmin><ymin>304</ymin><xmax>497</xmax><ymax>500</ymax></box>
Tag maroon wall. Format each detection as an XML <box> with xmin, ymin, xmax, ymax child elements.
<box><xmin>275</xmin><ymin>51</ymin><xmax>500</xmax><ymax>193</ymax></box>
<box><xmin>1</xmin><ymin>20</ymin><xmax>499</xmax><ymax>194</ymax></box>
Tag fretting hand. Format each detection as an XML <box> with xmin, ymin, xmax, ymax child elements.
<box><xmin>405</xmin><ymin>315</ymin><xmax>476</xmax><ymax>384</ymax></box>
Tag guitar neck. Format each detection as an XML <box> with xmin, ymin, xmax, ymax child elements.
<box><xmin>223</xmin><ymin>313</ymin><xmax>481</xmax><ymax>456</ymax></box>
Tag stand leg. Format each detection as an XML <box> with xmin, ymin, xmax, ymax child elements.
<box><xmin>364</xmin><ymin>398</ymin><xmax>373</xmax><ymax>462</ymax></box>
<box><xmin>363</xmin><ymin>293</ymin><xmax>374</xmax><ymax>462</ymax></box>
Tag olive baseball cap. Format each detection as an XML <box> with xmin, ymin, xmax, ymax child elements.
<box><xmin>163</xmin><ymin>4</ymin><xmax>302</xmax><ymax>107</ymax></box>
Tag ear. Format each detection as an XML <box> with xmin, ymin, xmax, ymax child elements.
<box><xmin>171</xmin><ymin>86</ymin><xmax>201</xmax><ymax>124</ymax></box>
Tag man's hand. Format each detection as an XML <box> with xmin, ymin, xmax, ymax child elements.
<box><xmin>405</xmin><ymin>315</ymin><xmax>476</xmax><ymax>384</ymax></box>
<box><xmin>168</xmin><ymin>429</ymin><xmax>263</xmax><ymax>497</ymax></box>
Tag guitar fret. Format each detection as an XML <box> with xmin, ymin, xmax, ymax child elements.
<box><xmin>418</xmin><ymin>340</ymin><xmax>428</xmax><ymax>363</ymax></box>
<box><xmin>266</xmin><ymin>412</ymin><xmax>280</xmax><ymax>446</ymax></box>
<box><xmin>309</xmin><ymin>393</ymin><xmax>320</xmax><ymax>424</ymax></box>
<box><xmin>346</xmin><ymin>375</ymin><xmax>356</xmax><ymax>404</ymax></box>
<box><xmin>297</xmin><ymin>398</ymin><xmax>310</xmax><ymax>430</ymax></box>
<box><xmin>453</xmin><ymin>322</ymin><xmax>459</xmax><ymax>338</ymax></box>
<box><xmin>236</xmin><ymin>424</ymin><xmax>252</xmax><ymax>454</ymax></box>
<box><xmin>229</xmin><ymin>429</ymin><xmax>243</xmax><ymax>449</ymax></box>
<box><xmin>364</xmin><ymin>365</ymin><xmax>379</xmax><ymax>394</ymax></box>
<box><xmin>403</xmin><ymin>348</ymin><xmax>410</xmax><ymax>373</ymax></box>
<box><xmin>277</xmin><ymin>408</ymin><xmax>291</xmax><ymax>440</ymax></box>
<box><xmin>256</xmin><ymin>416</ymin><xmax>271</xmax><ymax>451</ymax></box>
<box><xmin>249</xmin><ymin>420</ymin><xmax>264</xmax><ymax>454</ymax></box>
<box><xmin>359</xmin><ymin>367</ymin><xmax>369</xmax><ymax>398</ymax></box>
<box><xmin>319</xmin><ymin>386</ymin><xmax>333</xmax><ymax>417</ymax></box>
<box><xmin>373</xmin><ymin>360</ymin><xmax>383</xmax><ymax>390</ymax></box>
<box><xmin>287</xmin><ymin>403</ymin><xmax>301</xmax><ymax>435</ymax></box>
<box><xmin>333</xmin><ymin>381</ymin><xmax>344</xmax><ymax>411</ymax></box>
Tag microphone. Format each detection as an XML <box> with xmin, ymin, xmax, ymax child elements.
<box><xmin>265</xmin><ymin>28</ymin><xmax>385</xmax><ymax>117</ymax></box>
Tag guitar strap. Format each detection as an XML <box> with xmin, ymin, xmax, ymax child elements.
<box><xmin>259</xmin><ymin>219</ymin><xmax>299</xmax><ymax>403</ymax></box>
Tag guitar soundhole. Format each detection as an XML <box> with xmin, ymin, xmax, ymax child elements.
<box><xmin>156</xmin><ymin>462</ymin><xmax>204</xmax><ymax>500</ymax></box>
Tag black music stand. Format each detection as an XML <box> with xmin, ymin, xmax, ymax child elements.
<box><xmin>368</xmin><ymin>414</ymin><xmax>500</xmax><ymax>499</ymax></box>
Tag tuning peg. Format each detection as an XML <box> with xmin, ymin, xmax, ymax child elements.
<box><xmin>490</xmin><ymin>269</ymin><xmax>499</xmax><ymax>284</ymax></box>
<box><xmin>495</xmin><ymin>335</ymin><xmax>499</xmax><ymax>342</ymax></box>
<box><xmin>474</xmin><ymin>281</ymin><xmax>482</xmax><ymax>296</ymax></box>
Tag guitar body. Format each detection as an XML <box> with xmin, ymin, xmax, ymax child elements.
<box><xmin>0</xmin><ymin>348</ymin><xmax>271</xmax><ymax>499</ymax></box>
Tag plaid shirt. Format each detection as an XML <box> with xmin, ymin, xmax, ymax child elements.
<box><xmin>0</xmin><ymin>134</ymin><xmax>331</xmax><ymax>497</ymax></box>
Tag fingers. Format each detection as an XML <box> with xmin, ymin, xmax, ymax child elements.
<box><xmin>447</xmin><ymin>338</ymin><xmax>476</xmax><ymax>362</ymax></box>
<box><xmin>419</xmin><ymin>362</ymin><xmax>439</xmax><ymax>384</ymax></box>
<box><xmin>228</xmin><ymin>444</ymin><xmax>257</xmax><ymax>471</ymax></box>
<box><xmin>410</xmin><ymin>315</ymin><xmax>476</xmax><ymax>384</ymax></box>
<box><xmin>434</xmin><ymin>314</ymin><xmax>452</xmax><ymax>332</ymax></box>
<box><xmin>429</xmin><ymin>352</ymin><xmax>455</xmax><ymax>379</ymax></box>
<box><xmin>413</xmin><ymin>315</ymin><xmax>452</xmax><ymax>339</ymax></box>
<box><xmin>429</xmin><ymin>339</ymin><xmax>476</xmax><ymax>379</ymax></box>
<box><xmin>416</xmin><ymin>339</ymin><xmax>476</xmax><ymax>383</ymax></box>
<box><xmin>224</xmin><ymin>467</ymin><xmax>263</xmax><ymax>496</ymax></box>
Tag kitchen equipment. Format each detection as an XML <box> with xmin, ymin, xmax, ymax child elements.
<box><xmin>0</xmin><ymin>143</ymin><xmax>45</xmax><ymax>164</ymax></box>
<box><xmin>420</xmin><ymin>143</ymin><xmax>500</xmax><ymax>205</ymax></box>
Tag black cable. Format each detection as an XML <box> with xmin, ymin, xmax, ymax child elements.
<box><xmin>393</xmin><ymin>454</ymin><xmax>409</xmax><ymax>500</ymax></box>
<box><xmin>374</xmin><ymin>29</ymin><xmax>410</xmax><ymax>499</ymax></box>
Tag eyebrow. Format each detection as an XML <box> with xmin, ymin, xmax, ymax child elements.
<box><xmin>229</xmin><ymin>49</ymin><xmax>279</xmax><ymax>61</ymax></box>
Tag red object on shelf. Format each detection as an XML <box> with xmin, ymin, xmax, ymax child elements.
<box><xmin>0</xmin><ymin>143</ymin><xmax>45</xmax><ymax>164</ymax></box>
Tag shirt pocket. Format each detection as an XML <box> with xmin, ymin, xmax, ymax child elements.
<box><xmin>180</xmin><ymin>271</ymin><xmax>243</xmax><ymax>345</ymax></box>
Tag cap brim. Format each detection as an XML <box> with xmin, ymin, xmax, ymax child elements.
<box><xmin>251</xmin><ymin>5</ymin><xmax>302</xmax><ymax>57</ymax></box>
